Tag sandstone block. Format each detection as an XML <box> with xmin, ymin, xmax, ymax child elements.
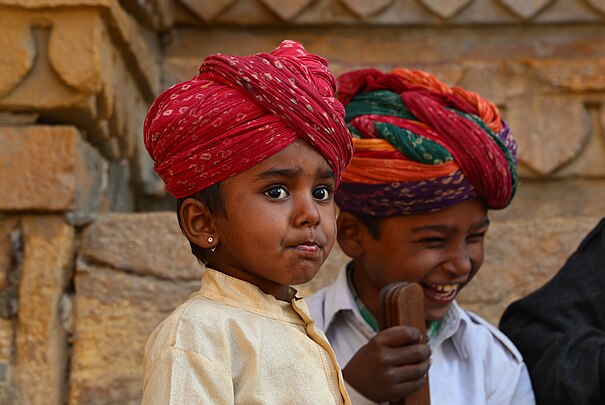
<box><xmin>69</xmin><ymin>262</ymin><xmax>200</xmax><ymax>405</ymax></box>
<box><xmin>13</xmin><ymin>216</ymin><xmax>74</xmax><ymax>405</ymax></box>
<box><xmin>0</xmin><ymin>126</ymin><xmax>107</xmax><ymax>214</ymax></box>
<box><xmin>458</xmin><ymin>216</ymin><xmax>602</xmax><ymax>325</ymax></box>
<box><xmin>506</xmin><ymin>95</ymin><xmax>590</xmax><ymax>176</ymax></box>
<box><xmin>493</xmin><ymin>179</ymin><xmax>605</xmax><ymax>222</ymax></box>
<box><xmin>0</xmin><ymin>318</ymin><xmax>15</xmax><ymax>404</ymax></box>
<box><xmin>0</xmin><ymin>217</ymin><xmax>20</xmax><ymax>319</ymax></box>
<box><xmin>79</xmin><ymin>212</ymin><xmax>203</xmax><ymax>281</ymax></box>
<box><xmin>528</xmin><ymin>58</ymin><xmax>605</xmax><ymax>91</ymax></box>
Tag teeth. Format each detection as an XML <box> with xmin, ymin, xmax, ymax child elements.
<box><xmin>431</xmin><ymin>284</ymin><xmax>458</xmax><ymax>294</ymax></box>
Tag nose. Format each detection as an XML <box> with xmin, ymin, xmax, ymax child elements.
<box><xmin>443</xmin><ymin>246</ymin><xmax>472</xmax><ymax>277</ymax></box>
<box><xmin>293</xmin><ymin>194</ymin><xmax>321</xmax><ymax>227</ymax></box>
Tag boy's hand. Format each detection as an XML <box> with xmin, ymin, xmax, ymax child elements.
<box><xmin>342</xmin><ymin>325</ymin><xmax>431</xmax><ymax>402</ymax></box>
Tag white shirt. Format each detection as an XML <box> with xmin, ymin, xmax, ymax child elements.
<box><xmin>143</xmin><ymin>268</ymin><xmax>350</xmax><ymax>404</ymax></box>
<box><xmin>306</xmin><ymin>266</ymin><xmax>535</xmax><ymax>405</ymax></box>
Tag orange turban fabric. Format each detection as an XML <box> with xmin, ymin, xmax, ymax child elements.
<box><xmin>144</xmin><ymin>40</ymin><xmax>353</xmax><ymax>198</ymax></box>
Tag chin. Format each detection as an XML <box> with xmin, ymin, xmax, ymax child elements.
<box><xmin>425</xmin><ymin>306</ymin><xmax>450</xmax><ymax>322</ymax></box>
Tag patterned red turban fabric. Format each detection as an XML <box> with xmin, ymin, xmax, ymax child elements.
<box><xmin>144</xmin><ymin>40</ymin><xmax>353</xmax><ymax>198</ymax></box>
<box><xmin>335</xmin><ymin>68</ymin><xmax>518</xmax><ymax>216</ymax></box>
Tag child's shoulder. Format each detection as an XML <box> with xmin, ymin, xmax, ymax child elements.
<box><xmin>462</xmin><ymin>309</ymin><xmax>524</xmax><ymax>363</ymax></box>
<box><xmin>146</xmin><ymin>294</ymin><xmax>244</xmax><ymax>349</ymax></box>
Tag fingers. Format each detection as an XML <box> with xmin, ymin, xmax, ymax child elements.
<box><xmin>375</xmin><ymin>325</ymin><xmax>427</xmax><ymax>347</ymax></box>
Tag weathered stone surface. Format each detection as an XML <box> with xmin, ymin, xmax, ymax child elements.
<box><xmin>529</xmin><ymin>58</ymin><xmax>605</xmax><ymax>91</ymax></box>
<box><xmin>0</xmin><ymin>318</ymin><xmax>15</xmax><ymax>404</ymax></box>
<box><xmin>0</xmin><ymin>1</ymin><xmax>160</xmax><ymax>97</ymax></box>
<box><xmin>0</xmin><ymin>126</ymin><xmax>76</xmax><ymax>211</ymax></box>
<box><xmin>492</xmin><ymin>179</ymin><xmax>605</xmax><ymax>222</ymax></box>
<box><xmin>0</xmin><ymin>20</ymin><xmax>91</xmax><ymax>110</ymax></box>
<box><xmin>13</xmin><ymin>216</ymin><xmax>74</xmax><ymax>405</ymax></box>
<box><xmin>498</xmin><ymin>0</ymin><xmax>556</xmax><ymax>19</ymax></box>
<box><xmin>558</xmin><ymin>106</ymin><xmax>605</xmax><ymax>177</ymax></box>
<box><xmin>172</xmin><ymin>0</ymin><xmax>605</xmax><ymax>24</ymax></box>
<box><xmin>165</xmin><ymin>26</ymin><xmax>605</xmax><ymax>69</ymax></box>
<box><xmin>180</xmin><ymin>0</ymin><xmax>237</xmax><ymax>21</ymax></box>
<box><xmin>457</xmin><ymin>62</ymin><xmax>549</xmax><ymax>105</ymax></box>
<box><xmin>458</xmin><ymin>216</ymin><xmax>601</xmax><ymax>325</ymax></box>
<box><xmin>0</xmin><ymin>126</ymin><xmax>107</xmax><ymax>213</ymax></box>
<box><xmin>69</xmin><ymin>261</ymin><xmax>200</xmax><ymax>405</ymax></box>
<box><xmin>0</xmin><ymin>11</ymin><xmax>34</xmax><ymax>98</ymax></box>
<box><xmin>79</xmin><ymin>212</ymin><xmax>202</xmax><ymax>280</ymax></box>
<box><xmin>506</xmin><ymin>96</ymin><xmax>590</xmax><ymax>176</ymax></box>
<box><xmin>418</xmin><ymin>0</ymin><xmax>472</xmax><ymax>18</ymax></box>
<box><xmin>259</xmin><ymin>0</ymin><xmax>314</xmax><ymax>20</ymax></box>
<box><xmin>120</xmin><ymin>0</ymin><xmax>175</xmax><ymax>31</ymax></box>
<box><xmin>586</xmin><ymin>0</ymin><xmax>605</xmax><ymax>15</ymax></box>
<box><xmin>0</xmin><ymin>218</ymin><xmax>20</xmax><ymax>319</ymax></box>
<box><xmin>339</xmin><ymin>0</ymin><xmax>392</xmax><ymax>18</ymax></box>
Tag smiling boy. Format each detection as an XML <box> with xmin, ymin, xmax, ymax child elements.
<box><xmin>306</xmin><ymin>68</ymin><xmax>535</xmax><ymax>404</ymax></box>
<box><xmin>140</xmin><ymin>41</ymin><xmax>353</xmax><ymax>404</ymax></box>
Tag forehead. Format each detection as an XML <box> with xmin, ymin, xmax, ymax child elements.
<box><xmin>219</xmin><ymin>139</ymin><xmax>333</xmax><ymax>200</ymax></box>
<box><xmin>232</xmin><ymin>139</ymin><xmax>332</xmax><ymax>179</ymax></box>
<box><xmin>379</xmin><ymin>199</ymin><xmax>488</xmax><ymax>233</ymax></box>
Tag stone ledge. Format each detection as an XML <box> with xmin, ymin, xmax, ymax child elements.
<box><xmin>0</xmin><ymin>125</ymin><xmax>106</xmax><ymax>214</ymax></box>
<box><xmin>172</xmin><ymin>0</ymin><xmax>605</xmax><ymax>25</ymax></box>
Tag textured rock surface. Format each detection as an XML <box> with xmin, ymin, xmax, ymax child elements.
<box><xmin>13</xmin><ymin>216</ymin><xmax>74</xmax><ymax>405</ymax></box>
<box><xmin>0</xmin><ymin>126</ymin><xmax>106</xmax><ymax>214</ymax></box>
<box><xmin>70</xmin><ymin>212</ymin><xmax>203</xmax><ymax>405</ymax></box>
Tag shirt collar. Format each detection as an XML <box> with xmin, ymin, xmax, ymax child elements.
<box><xmin>322</xmin><ymin>262</ymin><xmax>363</xmax><ymax>330</ymax></box>
<box><xmin>430</xmin><ymin>301</ymin><xmax>469</xmax><ymax>358</ymax></box>
<box><xmin>199</xmin><ymin>267</ymin><xmax>307</xmax><ymax>325</ymax></box>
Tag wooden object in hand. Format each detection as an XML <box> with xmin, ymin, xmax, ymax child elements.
<box><xmin>379</xmin><ymin>282</ymin><xmax>431</xmax><ymax>405</ymax></box>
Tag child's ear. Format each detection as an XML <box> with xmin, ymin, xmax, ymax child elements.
<box><xmin>337</xmin><ymin>212</ymin><xmax>364</xmax><ymax>259</ymax></box>
<box><xmin>179</xmin><ymin>198</ymin><xmax>219</xmax><ymax>250</ymax></box>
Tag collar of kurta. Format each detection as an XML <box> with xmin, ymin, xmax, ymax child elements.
<box><xmin>200</xmin><ymin>267</ymin><xmax>311</xmax><ymax>325</ymax></box>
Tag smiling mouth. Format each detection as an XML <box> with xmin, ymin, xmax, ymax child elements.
<box><xmin>422</xmin><ymin>283</ymin><xmax>459</xmax><ymax>305</ymax></box>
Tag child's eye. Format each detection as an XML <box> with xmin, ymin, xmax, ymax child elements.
<box><xmin>265</xmin><ymin>186</ymin><xmax>288</xmax><ymax>200</ymax></box>
<box><xmin>467</xmin><ymin>232</ymin><xmax>486</xmax><ymax>243</ymax></box>
<box><xmin>312</xmin><ymin>186</ymin><xmax>332</xmax><ymax>202</ymax></box>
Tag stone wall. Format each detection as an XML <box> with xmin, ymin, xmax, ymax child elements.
<box><xmin>0</xmin><ymin>0</ymin><xmax>604</xmax><ymax>403</ymax></box>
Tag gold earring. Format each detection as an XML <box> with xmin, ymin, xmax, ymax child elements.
<box><xmin>208</xmin><ymin>237</ymin><xmax>213</xmax><ymax>243</ymax></box>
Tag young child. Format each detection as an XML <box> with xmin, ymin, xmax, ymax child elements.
<box><xmin>140</xmin><ymin>40</ymin><xmax>353</xmax><ymax>404</ymax></box>
<box><xmin>306</xmin><ymin>68</ymin><xmax>536</xmax><ymax>404</ymax></box>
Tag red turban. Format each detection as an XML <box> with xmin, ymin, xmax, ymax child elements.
<box><xmin>144</xmin><ymin>40</ymin><xmax>353</xmax><ymax>198</ymax></box>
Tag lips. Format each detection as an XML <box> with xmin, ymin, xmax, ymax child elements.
<box><xmin>295</xmin><ymin>242</ymin><xmax>320</xmax><ymax>253</ymax></box>
<box><xmin>422</xmin><ymin>283</ymin><xmax>459</xmax><ymax>305</ymax></box>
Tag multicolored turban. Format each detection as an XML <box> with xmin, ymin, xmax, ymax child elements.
<box><xmin>335</xmin><ymin>68</ymin><xmax>518</xmax><ymax>216</ymax></box>
<box><xmin>143</xmin><ymin>40</ymin><xmax>353</xmax><ymax>198</ymax></box>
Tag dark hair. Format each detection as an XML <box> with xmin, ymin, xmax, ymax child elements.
<box><xmin>349</xmin><ymin>211</ymin><xmax>384</xmax><ymax>240</ymax></box>
<box><xmin>176</xmin><ymin>182</ymin><xmax>226</xmax><ymax>261</ymax></box>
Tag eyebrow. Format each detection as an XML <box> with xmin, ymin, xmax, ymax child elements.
<box><xmin>256</xmin><ymin>167</ymin><xmax>335</xmax><ymax>181</ymax></box>
<box><xmin>411</xmin><ymin>218</ymin><xmax>490</xmax><ymax>233</ymax></box>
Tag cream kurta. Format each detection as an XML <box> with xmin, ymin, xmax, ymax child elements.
<box><xmin>142</xmin><ymin>268</ymin><xmax>350</xmax><ymax>404</ymax></box>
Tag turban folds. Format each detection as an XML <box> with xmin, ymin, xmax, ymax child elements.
<box><xmin>144</xmin><ymin>40</ymin><xmax>352</xmax><ymax>198</ymax></box>
<box><xmin>336</xmin><ymin>68</ymin><xmax>518</xmax><ymax>216</ymax></box>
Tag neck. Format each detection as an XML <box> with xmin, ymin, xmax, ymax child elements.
<box><xmin>351</xmin><ymin>262</ymin><xmax>381</xmax><ymax>319</ymax></box>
